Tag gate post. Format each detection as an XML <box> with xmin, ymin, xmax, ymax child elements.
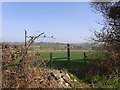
<box><xmin>50</xmin><ymin>52</ymin><xmax>53</xmax><ymax>61</ymax></box>
<box><xmin>50</xmin><ymin>52</ymin><xmax>53</xmax><ymax>68</ymax></box>
<box><xmin>67</xmin><ymin>44</ymin><xmax>70</xmax><ymax>61</ymax></box>
<box><xmin>84</xmin><ymin>52</ymin><xmax>87</xmax><ymax>63</ymax></box>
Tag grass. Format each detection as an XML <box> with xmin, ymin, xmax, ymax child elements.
<box><xmin>34</xmin><ymin>50</ymin><xmax>119</xmax><ymax>88</ymax></box>
<box><xmin>2</xmin><ymin>43</ymin><xmax>119</xmax><ymax>88</ymax></box>
<box><xmin>35</xmin><ymin>50</ymin><xmax>95</xmax><ymax>87</ymax></box>
<box><xmin>3</xmin><ymin>48</ymin><xmax>119</xmax><ymax>88</ymax></box>
<box><xmin>39</xmin><ymin>50</ymin><xmax>87</xmax><ymax>62</ymax></box>
<box><xmin>47</xmin><ymin>59</ymin><xmax>119</xmax><ymax>88</ymax></box>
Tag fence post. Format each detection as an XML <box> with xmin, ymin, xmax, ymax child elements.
<box><xmin>24</xmin><ymin>30</ymin><xmax>27</xmax><ymax>47</ymax></box>
<box><xmin>67</xmin><ymin>44</ymin><xmax>70</xmax><ymax>61</ymax></box>
<box><xmin>84</xmin><ymin>52</ymin><xmax>86</xmax><ymax>63</ymax></box>
<box><xmin>24</xmin><ymin>30</ymin><xmax>27</xmax><ymax>55</ymax></box>
<box><xmin>50</xmin><ymin>52</ymin><xmax>53</xmax><ymax>68</ymax></box>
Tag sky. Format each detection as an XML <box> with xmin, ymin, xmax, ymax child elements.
<box><xmin>2</xmin><ymin>2</ymin><xmax>103</xmax><ymax>43</ymax></box>
<box><xmin>0</xmin><ymin>2</ymin><xmax>2</xmax><ymax>42</ymax></box>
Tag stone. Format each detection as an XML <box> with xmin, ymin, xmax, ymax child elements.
<box><xmin>74</xmin><ymin>79</ymin><xmax>77</xmax><ymax>82</ymax></box>
<box><xmin>50</xmin><ymin>70</ymin><xmax>73</xmax><ymax>88</ymax></box>
<box><xmin>58</xmin><ymin>78</ymin><xmax>64</xmax><ymax>85</ymax></box>
<box><xmin>65</xmin><ymin>83</ymin><xmax>69</xmax><ymax>86</ymax></box>
<box><xmin>66</xmin><ymin>73</ymin><xmax>71</xmax><ymax>79</ymax></box>
<box><xmin>59</xmin><ymin>78</ymin><xmax>64</xmax><ymax>82</ymax></box>
<box><xmin>51</xmin><ymin>70</ymin><xmax>63</xmax><ymax>79</ymax></box>
<box><xmin>62</xmin><ymin>74</ymin><xmax>71</xmax><ymax>82</ymax></box>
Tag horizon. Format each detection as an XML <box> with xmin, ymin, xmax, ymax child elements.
<box><xmin>2</xmin><ymin>2</ymin><xmax>103</xmax><ymax>43</ymax></box>
<box><xmin>1</xmin><ymin>41</ymin><xmax>98</xmax><ymax>44</ymax></box>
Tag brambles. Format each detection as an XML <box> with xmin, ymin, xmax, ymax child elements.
<box><xmin>2</xmin><ymin>31</ymin><xmax>73</xmax><ymax>88</ymax></box>
<box><xmin>91</xmin><ymin>1</ymin><xmax>120</xmax><ymax>78</ymax></box>
<box><xmin>2</xmin><ymin>43</ymin><xmax>74</xmax><ymax>88</ymax></box>
<box><xmin>2</xmin><ymin>43</ymin><xmax>61</xmax><ymax>88</ymax></box>
<box><xmin>2</xmin><ymin>31</ymin><xmax>53</xmax><ymax>88</ymax></box>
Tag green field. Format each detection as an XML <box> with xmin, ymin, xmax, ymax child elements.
<box><xmin>3</xmin><ymin>45</ymin><xmax>118</xmax><ymax>88</ymax></box>
<box><xmin>37</xmin><ymin>50</ymin><xmax>99</xmax><ymax>79</ymax></box>
<box><xmin>29</xmin><ymin>50</ymin><xmax>119</xmax><ymax>88</ymax></box>
<box><xmin>39</xmin><ymin>50</ymin><xmax>88</xmax><ymax>61</ymax></box>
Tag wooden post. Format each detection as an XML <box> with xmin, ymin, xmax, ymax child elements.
<box><xmin>50</xmin><ymin>52</ymin><xmax>53</xmax><ymax>68</ymax></box>
<box><xmin>67</xmin><ymin>44</ymin><xmax>70</xmax><ymax>61</ymax></box>
<box><xmin>24</xmin><ymin>30</ymin><xmax>27</xmax><ymax>47</ymax></box>
<box><xmin>84</xmin><ymin>52</ymin><xmax>86</xmax><ymax>63</ymax></box>
<box><xmin>50</xmin><ymin>52</ymin><xmax>53</xmax><ymax>61</ymax></box>
<box><xmin>24</xmin><ymin>30</ymin><xmax>27</xmax><ymax>55</ymax></box>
